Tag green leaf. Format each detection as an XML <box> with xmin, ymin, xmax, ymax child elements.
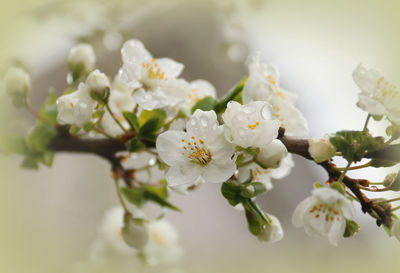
<box><xmin>121</xmin><ymin>188</ymin><xmax>145</xmax><ymax>207</ymax></box>
<box><xmin>138</xmin><ymin>109</ymin><xmax>166</xmax><ymax>129</ymax></box>
<box><xmin>215</xmin><ymin>76</ymin><xmax>247</xmax><ymax>114</ymax></box>
<box><xmin>343</xmin><ymin>219</ymin><xmax>360</xmax><ymax>238</ymax></box>
<box><xmin>138</xmin><ymin>118</ymin><xmax>160</xmax><ymax>140</ymax></box>
<box><xmin>191</xmin><ymin>96</ymin><xmax>218</xmax><ymax>114</ymax></box>
<box><xmin>369</xmin><ymin>159</ymin><xmax>398</xmax><ymax>168</ymax></box>
<box><xmin>143</xmin><ymin>189</ymin><xmax>181</xmax><ymax>212</ymax></box>
<box><xmin>39</xmin><ymin>91</ymin><xmax>58</xmax><ymax>124</ymax></box>
<box><xmin>125</xmin><ymin>138</ymin><xmax>145</xmax><ymax>152</ymax></box>
<box><xmin>330</xmin><ymin>130</ymin><xmax>384</xmax><ymax>162</ymax></box>
<box><xmin>21</xmin><ymin>156</ymin><xmax>39</xmax><ymax>169</ymax></box>
<box><xmin>27</xmin><ymin>123</ymin><xmax>56</xmax><ymax>152</ymax></box>
<box><xmin>123</xmin><ymin>111</ymin><xmax>140</xmax><ymax>132</ymax></box>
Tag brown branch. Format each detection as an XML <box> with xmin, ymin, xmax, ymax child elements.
<box><xmin>48</xmin><ymin>126</ymin><xmax>394</xmax><ymax>226</ymax></box>
<box><xmin>278</xmin><ymin>131</ymin><xmax>392</xmax><ymax>227</ymax></box>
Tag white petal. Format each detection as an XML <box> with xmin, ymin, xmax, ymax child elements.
<box><xmin>327</xmin><ymin>216</ymin><xmax>346</xmax><ymax>246</ymax></box>
<box><xmin>156</xmin><ymin>58</ymin><xmax>184</xmax><ymax>78</ymax></box>
<box><xmin>166</xmin><ymin>162</ymin><xmax>202</xmax><ymax>187</ymax></box>
<box><xmin>121</xmin><ymin>39</ymin><xmax>152</xmax><ymax>64</ymax></box>
<box><xmin>357</xmin><ymin>93</ymin><xmax>385</xmax><ymax>115</ymax></box>
<box><xmin>352</xmin><ymin>63</ymin><xmax>381</xmax><ymax>95</ymax></box>
<box><xmin>202</xmin><ymin>160</ymin><xmax>236</xmax><ymax>183</ymax></box>
<box><xmin>190</xmin><ymin>79</ymin><xmax>217</xmax><ymax>98</ymax></box>
<box><xmin>156</xmin><ymin>131</ymin><xmax>187</xmax><ymax>166</ymax></box>
<box><xmin>270</xmin><ymin>154</ymin><xmax>294</xmax><ymax>179</ymax></box>
<box><xmin>292</xmin><ymin>197</ymin><xmax>313</xmax><ymax>227</ymax></box>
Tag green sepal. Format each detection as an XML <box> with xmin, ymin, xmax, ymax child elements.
<box><xmin>330</xmin><ymin>182</ymin><xmax>345</xmax><ymax>195</ymax></box>
<box><xmin>343</xmin><ymin>219</ymin><xmax>360</xmax><ymax>238</ymax></box>
<box><xmin>240</xmin><ymin>182</ymin><xmax>267</xmax><ymax>198</ymax></box>
<box><xmin>221</xmin><ymin>181</ymin><xmax>242</xmax><ymax>206</ymax></box>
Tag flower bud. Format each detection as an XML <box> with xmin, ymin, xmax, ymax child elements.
<box><xmin>308</xmin><ymin>136</ymin><xmax>336</xmax><ymax>163</ymax></box>
<box><xmin>257</xmin><ymin>214</ymin><xmax>284</xmax><ymax>243</ymax></box>
<box><xmin>4</xmin><ymin>67</ymin><xmax>31</xmax><ymax>107</ymax></box>
<box><xmin>121</xmin><ymin>212</ymin><xmax>149</xmax><ymax>250</ymax></box>
<box><xmin>391</xmin><ymin>219</ymin><xmax>400</xmax><ymax>241</ymax></box>
<box><xmin>383</xmin><ymin>173</ymin><xmax>397</xmax><ymax>187</ymax></box>
<box><xmin>86</xmin><ymin>70</ymin><xmax>110</xmax><ymax>103</ymax></box>
<box><xmin>256</xmin><ymin>139</ymin><xmax>288</xmax><ymax>169</ymax></box>
<box><xmin>67</xmin><ymin>43</ymin><xmax>96</xmax><ymax>79</ymax></box>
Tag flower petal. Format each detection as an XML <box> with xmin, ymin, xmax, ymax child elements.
<box><xmin>166</xmin><ymin>162</ymin><xmax>202</xmax><ymax>187</ymax></box>
<box><xmin>202</xmin><ymin>160</ymin><xmax>236</xmax><ymax>183</ymax></box>
<box><xmin>156</xmin><ymin>131</ymin><xmax>187</xmax><ymax>166</ymax></box>
<box><xmin>156</xmin><ymin>58</ymin><xmax>184</xmax><ymax>78</ymax></box>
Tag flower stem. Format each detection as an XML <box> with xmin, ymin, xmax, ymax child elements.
<box><xmin>335</xmin><ymin>161</ymin><xmax>371</xmax><ymax>171</ymax></box>
<box><xmin>114</xmin><ymin>178</ymin><xmax>129</xmax><ymax>213</ymax></box>
<box><xmin>105</xmin><ymin>103</ymin><xmax>128</xmax><ymax>133</ymax></box>
<box><xmin>337</xmin><ymin>161</ymin><xmax>351</xmax><ymax>184</ymax></box>
<box><xmin>94</xmin><ymin>126</ymin><xmax>118</xmax><ymax>140</ymax></box>
<box><xmin>25</xmin><ymin>100</ymin><xmax>55</xmax><ymax>126</ymax></box>
<box><xmin>375</xmin><ymin>197</ymin><xmax>400</xmax><ymax>205</ymax></box>
<box><xmin>359</xmin><ymin>186</ymin><xmax>390</xmax><ymax>192</ymax></box>
<box><xmin>391</xmin><ymin>206</ymin><xmax>400</xmax><ymax>212</ymax></box>
<box><xmin>363</xmin><ymin>114</ymin><xmax>371</xmax><ymax>132</ymax></box>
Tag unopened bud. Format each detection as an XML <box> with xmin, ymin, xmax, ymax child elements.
<box><xmin>308</xmin><ymin>136</ymin><xmax>336</xmax><ymax>163</ymax></box>
<box><xmin>67</xmin><ymin>43</ymin><xmax>96</xmax><ymax>80</ymax></box>
<box><xmin>383</xmin><ymin>173</ymin><xmax>397</xmax><ymax>187</ymax></box>
<box><xmin>4</xmin><ymin>67</ymin><xmax>31</xmax><ymax>107</ymax></box>
<box><xmin>257</xmin><ymin>214</ymin><xmax>284</xmax><ymax>243</ymax></box>
<box><xmin>86</xmin><ymin>70</ymin><xmax>110</xmax><ymax>103</ymax></box>
<box><xmin>121</xmin><ymin>212</ymin><xmax>149</xmax><ymax>250</ymax></box>
<box><xmin>391</xmin><ymin>219</ymin><xmax>400</xmax><ymax>241</ymax></box>
<box><xmin>256</xmin><ymin>139</ymin><xmax>287</xmax><ymax>169</ymax></box>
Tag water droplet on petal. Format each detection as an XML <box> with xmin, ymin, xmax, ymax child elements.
<box><xmin>200</xmin><ymin>116</ymin><xmax>208</xmax><ymax>127</ymax></box>
<box><xmin>261</xmin><ymin>104</ymin><xmax>273</xmax><ymax>120</ymax></box>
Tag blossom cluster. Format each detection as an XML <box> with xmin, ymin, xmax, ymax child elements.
<box><xmin>3</xmin><ymin>37</ymin><xmax>400</xmax><ymax>271</ymax></box>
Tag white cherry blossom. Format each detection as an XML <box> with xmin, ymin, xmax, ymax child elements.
<box><xmin>257</xmin><ymin>215</ymin><xmax>284</xmax><ymax>243</ymax></box>
<box><xmin>179</xmin><ymin>79</ymin><xmax>217</xmax><ymax>114</ymax></box>
<box><xmin>118</xmin><ymin>39</ymin><xmax>190</xmax><ymax>110</ymax></box>
<box><xmin>56</xmin><ymin>82</ymin><xmax>96</xmax><ymax>127</ymax></box>
<box><xmin>292</xmin><ymin>187</ymin><xmax>355</xmax><ymax>246</ymax></box>
<box><xmin>242</xmin><ymin>55</ymin><xmax>309</xmax><ymax>136</ymax></box>
<box><xmin>353</xmin><ymin>64</ymin><xmax>400</xmax><ymax>124</ymax></box>
<box><xmin>238</xmin><ymin>153</ymin><xmax>294</xmax><ymax>191</ymax></box>
<box><xmin>222</xmin><ymin>101</ymin><xmax>280</xmax><ymax>148</ymax></box>
<box><xmin>156</xmin><ymin>109</ymin><xmax>236</xmax><ymax>186</ymax></box>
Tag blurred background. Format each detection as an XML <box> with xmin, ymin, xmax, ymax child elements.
<box><xmin>1</xmin><ymin>0</ymin><xmax>400</xmax><ymax>272</ymax></box>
